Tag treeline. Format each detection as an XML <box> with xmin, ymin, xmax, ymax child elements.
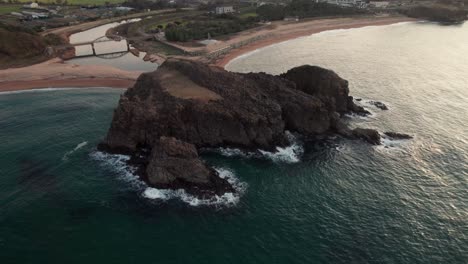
<box><xmin>402</xmin><ymin>5</ymin><xmax>468</xmax><ymax>23</ymax></box>
<box><xmin>122</xmin><ymin>0</ymin><xmax>186</xmax><ymax>10</ymax></box>
<box><xmin>165</xmin><ymin>15</ymin><xmax>257</xmax><ymax>42</ymax></box>
<box><xmin>0</xmin><ymin>22</ymin><xmax>64</xmax><ymax>62</ymax></box>
<box><xmin>257</xmin><ymin>0</ymin><xmax>367</xmax><ymax>21</ymax></box>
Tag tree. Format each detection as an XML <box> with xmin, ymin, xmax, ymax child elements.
<box><xmin>256</xmin><ymin>4</ymin><xmax>285</xmax><ymax>21</ymax></box>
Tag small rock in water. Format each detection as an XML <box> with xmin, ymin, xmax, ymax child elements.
<box><xmin>369</xmin><ymin>101</ymin><xmax>389</xmax><ymax>110</ymax></box>
<box><xmin>352</xmin><ymin>128</ymin><xmax>381</xmax><ymax>145</ymax></box>
<box><xmin>384</xmin><ymin>132</ymin><xmax>413</xmax><ymax>140</ymax></box>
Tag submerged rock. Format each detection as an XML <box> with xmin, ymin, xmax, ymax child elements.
<box><xmin>352</xmin><ymin>128</ymin><xmax>381</xmax><ymax>145</ymax></box>
<box><xmin>99</xmin><ymin>59</ymin><xmax>384</xmax><ymax>197</ymax></box>
<box><xmin>384</xmin><ymin>132</ymin><xmax>413</xmax><ymax>140</ymax></box>
<box><xmin>369</xmin><ymin>100</ymin><xmax>388</xmax><ymax>110</ymax></box>
<box><xmin>146</xmin><ymin>137</ymin><xmax>234</xmax><ymax>197</ymax></box>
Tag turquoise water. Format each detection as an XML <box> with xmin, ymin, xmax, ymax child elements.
<box><xmin>1</xmin><ymin>22</ymin><xmax>468</xmax><ymax>263</ymax></box>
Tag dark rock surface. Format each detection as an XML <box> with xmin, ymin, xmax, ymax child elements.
<box><xmin>369</xmin><ymin>100</ymin><xmax>388</xmax><ymax>110</ymax></box>
<box><xmin>146</xmin><ymin>137</ymin><xmax>234</xmax><ymax>197</ymax></box>
<box><xmin>402</xmin><ymin>5</ymin><xmax>467</xmax><ymax>24</ymax></box>
<box><xmin>384</xmin><ymin>132</ymin><xmax>413</xmax><ymax>140</ymax></box>
<box><xmin>280</xmin><ymin>65</ymin><xmax>370</xmax><ymax>115</ymax></box>
<box><xmin>99</xmin><ymin>59</ymin><xmax>384</xmax><ymax>197</ymax></box>
<box><xmin>352</xmin><ymin>128</ymin><xmax>381</xmax><ymax>145</ymax></box>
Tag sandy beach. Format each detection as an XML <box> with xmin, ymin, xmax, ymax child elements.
<box><xmin>0</xmin><ymin>58</ymin><xmax>140</xmax><ymax>92</ymax></box>
<box><xmin>211</xmin><ymin>16</ymin><xmax>417</xmax><ymax>67</ymax></box>
<box><xmin>0</xmin><ymin>16</ymin><xmax>416</xmax><ymax>92</ymax></box>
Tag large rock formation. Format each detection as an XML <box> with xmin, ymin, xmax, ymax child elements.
<box><xmin>98</xmin><ymin>59</ymin><xmax>380</xmax><ymax>197</ymax></box>
<box><xmin>402</xmin><ymin>5</ymin><xmax>468</xmax><ymax>24</ymax></box>
<box><xmin>280</xmin><ymin>65</ymin><xmax>369</xmax><ymax>115</ymax></box>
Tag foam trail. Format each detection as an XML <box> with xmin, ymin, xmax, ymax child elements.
<box><xmin>0</xmin><ymin>88</ymin><xmax>81</xmax><ymax>95</ymax></box>
<box><xmin>217</xmin><ymin>131</ymin><xmax>304</xmax><ymax>163</ymax></box>
<box><xmin>62</xmin><ymin>141</ymin><xmax>88</xmax><ymax>160</ymax></box>
<box><xmin>376</xmin><ymin>133</ymin><xmax>413</xmax><ymax>152</ymax></box>
<box><xmin>90</xmin><ymin>151</ymin><xmax>145</xmax><ymax>189</ymax></box>
<box><xmin>143</xmin><ymin>168</ymin><xmax>246</xmax><ymax>207</ymax></box>
<box><xmin>91</xmin><ymin>151</ymin><xmax>246</xmax><ymax>207</ymax></box>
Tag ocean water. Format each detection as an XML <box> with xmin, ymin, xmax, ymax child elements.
<box><xmin>1</xmin><ymin>21</ymin><xmax>467</xmax><ymax>263</ymax></box>
<box><xmin>67</xmin><ymin>19</ymin><xmax>157</xmax><ymax>72</ymax></box>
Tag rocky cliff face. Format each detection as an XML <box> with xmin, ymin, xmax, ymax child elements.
<box><xmin>98</xmin><ymin>59</ymin><xmax>380</xmax><ymax>197</ymax></box>
<box><xmin>403</xmin><ymin>5</ymin><xmax>468</xmax><ymax>24</ymax></box>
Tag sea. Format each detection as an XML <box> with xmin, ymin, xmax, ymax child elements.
<box><xmin>0</xmin><ymin>21</ymin><xmax>466</xmax><ymax>263</ymax></box>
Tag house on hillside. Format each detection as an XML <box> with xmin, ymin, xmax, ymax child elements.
<box><xmin>215</xmin><ymin>6</ymin><xmax>235</xmax><ymax>15</ymax></box>
<box><xmin>321</xmin><ymin>0</ymin><xmax>366</xmax><ymax>8</ymax></box>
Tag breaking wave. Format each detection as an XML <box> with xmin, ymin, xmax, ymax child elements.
<box><xmin>376</xmin><ymin>133</ymin><xmax>413</xmax><ymax>152</ymax></box>
<box><xmin>91</xmin><ymin>151</ymin><xmax>246</xmax><ymax>207</ymax></box>
<box><xmin>62</xmin><ymin>141</ymin><xmax>88</xmax><ymax>161</ymax></box>
<box><xmin>143</xmin><ymin>168</ymin><xmax>246</xmax><ymax>207</ymax></box>
<box><xmin>217</xmin><ymin>131</ymin><xmax>304</xmax><ymax>163</ymax></box>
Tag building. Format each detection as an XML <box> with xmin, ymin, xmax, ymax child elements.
<box><xmin>215</xmin><ymin>6</ymin><xmax>234</xmax><ymax>15</ymax></box>
<box><xmin>284</xmin><ymin>16</ymin><xmax>299</xmax><ymax>22</ymax></box>
<box><xmin>369</xmin><ymin>1</ymin><xmax>389</xmax><ymax>8</ymax></box>
<box><xmin>320</xmin><ymin>0</ymin><xmax>367</xmax><ymax>8</ymax></box>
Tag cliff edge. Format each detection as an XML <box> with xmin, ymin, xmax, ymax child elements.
<box><xmin>98</xmin><ymin>59</ymin><xmax>381</xmax><ymax>197</ymax></box>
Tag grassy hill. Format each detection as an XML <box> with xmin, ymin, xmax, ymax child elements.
<box><xmin>0</xmin><ymin>23</ymin><xmax>64</xmax><ymax>68</ymax></box>
<box><xmin>0</xmin><ymin>4</ymin><xmax>21</xmax><ymax>14</ymax></box>
<box><xmin>0</xmin><ymin>0</ymin><xmax>124</xmax><ymax>6</ymax></box>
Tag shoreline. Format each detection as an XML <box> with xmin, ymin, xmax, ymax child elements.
<box><xmin>213</xmin><ymin>16</ymin><xmax>417</xmax><ymax>68</ymax></box>
<box><xmin>0</xmin><ymin>58</ymin><xmax>140</xmax><ymax>92</ymax></box>
<box><xmin>0</xmin><ymin>16</ymin><xmax>417</xmax><ymax>92</ymax></box>
<box><xmin>0</xmin><ymin>78</ymin><xmax>135</xmax><ymax>93</ymax></box>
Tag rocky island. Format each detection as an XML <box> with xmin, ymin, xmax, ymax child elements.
<box><xmin>98</xmin><ymin>59</ymin><xmax>385</xmax><ymax>198</ymax></box>
<box><xmin>403</xmin><ymin>4</ymin><xmax>468</xmax><ymax>24</ymax></box>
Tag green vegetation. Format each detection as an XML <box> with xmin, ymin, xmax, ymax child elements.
<box><xmin>164</xmin><ymin>14</ymin><xmax>258</xmax><ymax>42</ymax></box>
<box><xmin>0</xmin><ymin>4</ymin><xmax>21</xmax><ymax>14</ymax></box>
<box><xmin>0</xmin><ymin>0</ymin><xmax>124</xmax><ymax>6</ymax></box>
<box><xmin>239</xmin><ymin>12</ymin><xmax>257</xmax><ymax>19</ymax></box>
<box><xmin>402</xmin><ymin>4</ymin><xmax>468</xmax><ymax>23</ymax></box>
<box><xmin>0</xmin><ymin>22</ymin><xmax>46</xmax><ymax>67</ymax></box>
<box><xmin>257</xmin><ymin>4</ymin><xmax>284</xmax><ymax>21</ymax></box>
<box><xmin>257</xmin><ymin>0</ymin><xmax>367</xmax><ymax>21</ymax></box>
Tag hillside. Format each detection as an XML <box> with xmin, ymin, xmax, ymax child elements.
<box><xmin>0</xmin><ymin>23</ymin><xmax>62</xmax><ymax>69</ymax></box>
<box><xmin>403</xmin><ymin>4</ymin><xmax>468</xmax><ymax>23</ymax></box>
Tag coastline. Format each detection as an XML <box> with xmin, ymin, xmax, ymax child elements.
<box><xmin>213</xmin><ymin>16</ymin><xmax>417</xmax><ymax>68</ymax></box>
<box><xmin>0</xmin><ymin>16</ymin><xmax>417</xmax><ymax>92</ymax></box>
<box><xmin>0</xmin><ymin>58</ymin><xmax>140</xmax><ymax>92</ymax></box>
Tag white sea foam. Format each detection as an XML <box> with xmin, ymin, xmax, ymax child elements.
<box><xmin>344</xmin><ymin>111</ymin><xmax>374</xmax><ymax>120</ymax></box>
<box><xmin>62</xmin><ymin>141</ymin><xmax>88</xmax><ymax>160</ymax></box>
<box><xmin>258</xmin><ymin>143</ymin><xmax>303</xmax><ymax>163</ymax></box>
<box><xmin>0</xmin><ymin>87</ymin><xmax>80</xmax><ymax>95</ymax></box>
<box><xmin>144</xmin><ymin>168</ymin><xmax>246</xmax><ymax>207</ymax></box>
<box><xmin>142</xmin><ymin>168</ymin><xmax>247</xmax><ymax>207</ymax></box>
<box><xmin>217</xmin><ymin>131</ymin><xmax>304</xmax><ymax>163</ymax></box>
<box><xmin>376</xmin><ymin>133</ymin><xmax>413</xmax><ymax>152</ymax></box>
<box><xmin>90</xmin><ymin>151</ymin><xmax>145</xmax><ymax>189</ymax></box>
<box><xmin>91</xmin><ymin>151</ymin><xmax>246</xmax><ymax>207</ymax></box>
<box><xmin>360</xmin><ymin>99</ymin><xmax>391</xmax><ymax>111</ymax></box>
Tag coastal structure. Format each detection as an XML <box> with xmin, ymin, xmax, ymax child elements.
<box><xmin>322</xmin><ymin>0</ymin><xmax>366</xmax><ymax>8</ymax></box>
<box><xmin>215</xmin><ymin>6</ymin><xmax>235</xmax><ymax>15</ymax></box>
<box><xmin>98</xmin><ymin>59</ymin><xmax>387</xmax><ymax>198</ymax></box>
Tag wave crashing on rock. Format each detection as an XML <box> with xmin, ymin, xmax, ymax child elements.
<box><xmin>97</xmin><ymin>59</ymin><xmax>405</xmax><ymax>201</ymax></box>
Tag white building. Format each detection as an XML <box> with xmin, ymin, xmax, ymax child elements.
<box><xmin>215</xmin><ymin>6</ymin><xmax>234</xmax><ymax>15</ymax></box>
<box><xmin>321</xmin><ymin>0</ymin><xmax>364</xmax><ymax>8</ymax></box>
<box><xmin>369</xmin><ymin>1</ymin><xmax>389</xmax><ymax>8</ymax></box>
